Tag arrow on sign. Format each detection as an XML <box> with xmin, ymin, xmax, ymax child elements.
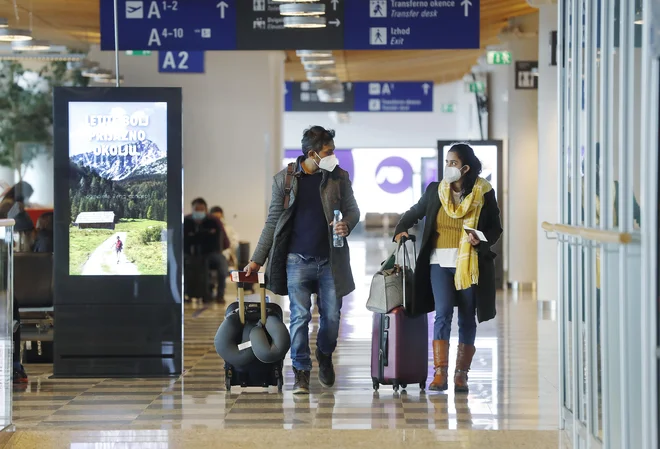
<box><xmin>331</xmin><ymin>0</ymin><xmax>339</xmax><ymax>11</ymax></box>
<box><xmin>422</xmin><ymin>83</ymin><xmax>430</xmax><ymax>95</ymax></box>
<box><xmin>460</xmin><ymin>0</ymin><xmax>472</xmax><ymax>17</ymax></box>
<box><xmin>217</xmin><ymin>1</ymin><xmax>228</xmax><ymax>19</ymax></box>
<box><xmin>329</xmin><ymin>18</ymin><xmax>341</xmax><ymax>27</ymax></box>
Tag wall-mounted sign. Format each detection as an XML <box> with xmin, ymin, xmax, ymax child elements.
<box><xmin>158</xmin><ymin>50</ymin><xmax>204</xmax><ymax>73</ymax></box>
<box><xmin>486</xmin><ymin>50</ymin><xmax>512</xmax><ymax>65</ymax></box>
<box><xmin>466</xmin><ymin>81</ymin><xmax>485</xmax><ymax>93</ymax></box>
<box><xmin>100</xmin><ymin>0</ymin><xmax>480</xmax><ymax>51</ymax></box>
<box><xmin>285</xmin><ymin>81</ymin><xmax>434</xmax><ymax>112</ymax></box>
<box><xmin>515</xmin><ymin>61</ymin><xmax>538</xmax><ymax>90</ymax></box>
<box><xmin>440</xmin><ymin>103</ymin><xmax>456</xmax><ymax>113</ymax></box>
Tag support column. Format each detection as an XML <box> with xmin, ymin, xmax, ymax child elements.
<box><xmin>499</xmin><ymin>14</ymin><xmax>540</xmax><ymax>289</ymax></box>
<box><xmin>87</xmin><ymin>47</ymin><xmax>286</xmax><ymax>250</ymax></box>
<box><xmin>536</xmin><ymin>4</ymin><xmax>559</xmax><ymax>302</ymax></box>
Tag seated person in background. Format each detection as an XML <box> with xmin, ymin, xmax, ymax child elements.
<box><xmin>210</xmin><ymin>206</ymin><xmax>240</xmax><ymax>269</ymax></box>
<box><xmin>33</xmin><ymin>212</ymin><xmax>54</xmax><ymax>253</ymax></box>
<box><xmin>184</xmin><ymin>198</ymin><xmax>230</xmax><ymax>303</ymax></box>
<box><xmin>0</xmin><ymin>181</ymin><xmax>33</xmax><ymax>218</ymax></box>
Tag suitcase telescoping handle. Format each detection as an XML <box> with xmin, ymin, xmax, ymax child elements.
<box><xmin>230</xmin><ymin>271</ymin><xmax>267</xmax><ymax>325</ymax></box>
<box><xmin>396</xmin><ymin>235</ymin><xmax>416</xmax><ymax>310</ymax></box>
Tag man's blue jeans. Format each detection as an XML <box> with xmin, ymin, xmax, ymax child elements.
<box><xmin>286</xmin><ymin>253</ymin><xmax>342</xmax><ymax>372</ymax></box>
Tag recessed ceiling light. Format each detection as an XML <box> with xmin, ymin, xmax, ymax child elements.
<box><xmin>296</xmin><ymin>50</ymin><xmax>333</xmax><ymax>58</ymax></box>
<box><xmin>279</xmin><ymin>3</ymin><xmax>325</xmax><ymax>16</ymax></box>
<box><xmin>301</xmin><ymin>56</ymin><xmax>335</xmax><ymax>65</ymax></box>
<box><xmin>12</xmin><ymin>39</ymin><xmax>50</xmax><ymax>51</ymax></box>
<box><xmin>82</xmin><ymin>67</ymin><xmax>112</xmax><ymax>78</ymax></box>
<box><xmin>303</xmin><ymin>62</ymin><xmax>335</xmax><ymax>71</ymax></box>
<box><xmin>0</xmin><ymin>18</ymin><xmax>8</xmax><ymax>28</ymax></box>
<box><xmin>283</xmin><ymin>16</ymin><xmax>325</xmax><ymax>28</ymax></box>
<box><xmin>307</xmin><ymin>72</ymin><xmax>337</xmax><ymax>82</ymax></box>
<box><xmin>0</xmin><ymin>28</ymin><xmax>32</xmax><ymax>42</ymax></box>
<box><xmin>272</xmin><ymin>0</ymin><xmax>320</xmax><ymax>2</ymax></box>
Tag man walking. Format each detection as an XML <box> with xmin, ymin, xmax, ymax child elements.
<box><xmin>245</xmin><ymin>126</ymin><xmax>360</xmax><ymax>394</ymax></box>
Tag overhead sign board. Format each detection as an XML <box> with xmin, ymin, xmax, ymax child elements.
<box><xmin>353</xmin><ymin>82</ymin><xmax>433</xmax><ymax>112</ymax></box>
<box><xmin>100</xmin><ymin>0</ymin><xmax>480</xmax><ymax>51</ymax></box>
<box><xmin>285</xmin><ymin>81</ymin><xmax>434</xmax><ymax>112</ymax></box>
<box><xmin>158</xmin><ymin>50</ymin><xmax>205</xmax><ymax>73</ymax></box>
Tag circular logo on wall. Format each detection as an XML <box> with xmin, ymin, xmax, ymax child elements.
<box><xmin>375</xmin><ymin>157</ymin><xmax>412</xmax><ymax>194</ymax></box>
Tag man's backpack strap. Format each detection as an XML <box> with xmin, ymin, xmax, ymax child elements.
<box><xmin>283</xmin><ymin>162</ymin><xmax>295</xmax><ymax>210</ymax></box>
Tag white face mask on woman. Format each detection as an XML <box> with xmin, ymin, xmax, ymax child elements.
<box><xmin>444</xmin><ymin>166</ymin><xmax>464</xmax><ymax>183</ymax></box>
<box><xmin>316</xmin><ymin>154</ymin><xmax>339</xmax><ymax>172</ymax></box>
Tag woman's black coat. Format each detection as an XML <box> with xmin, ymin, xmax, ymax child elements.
<box><xmin>393</xmin><ymin>182</ymin><xmax>503</xmax><ymax>323</ymax></box>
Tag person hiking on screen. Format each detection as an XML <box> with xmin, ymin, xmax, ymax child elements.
<box><xmin>114</xmin><ymin>236</ymin><xmax>123</xmax><ymax>263</ymax></box>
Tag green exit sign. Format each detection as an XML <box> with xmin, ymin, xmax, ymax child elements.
<box><xmin>441</xmin><ymin>104</ymin><xmax>456</xmax><ymax>113</ymax></box>
<box><xmin>125</xmin><ymin>50</ymin><xmax>152</xmax><ymax>56</ymax></box>
<box><xmin>486</xmin><ymin>50</ymin><xmax>512</xmax><ymax>65</ymax></box>
<box><xmin>468</xmin><ymin>82</ymin><xmax>485</xmax><ymax>93</ymax></box>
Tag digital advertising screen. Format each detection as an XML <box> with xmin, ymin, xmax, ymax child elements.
<box><xmin>67</xmin><ymin>102</ymin><xmax>168</xmax><ymax>276</ymax></box>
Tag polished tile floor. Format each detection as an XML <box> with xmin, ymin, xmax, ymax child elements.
<box><xmin>4</xmin><ymin>238</ymin><xmax>566</xmax><ymax>448</ymax></box>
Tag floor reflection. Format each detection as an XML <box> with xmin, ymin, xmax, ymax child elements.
<box><xmin>7</xmin><ymin>236</ymin><xmax>561</xmax><ymax>447</ymax></box>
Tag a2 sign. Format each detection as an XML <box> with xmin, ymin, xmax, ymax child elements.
<box><xmin>158</xmin><ymin>51</ymin><xmax>204</xmax><ymax>73</ymax></box>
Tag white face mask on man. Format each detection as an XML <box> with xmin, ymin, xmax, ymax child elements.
<box><xmin>316</xmin><ymin>154</ymin><xmax>339</xmax><ymax>172</ymax></box>
<box><xmin>444</xmin><ymin>166</ymin><xmax>464</xmax><ymax>183</ymax></box>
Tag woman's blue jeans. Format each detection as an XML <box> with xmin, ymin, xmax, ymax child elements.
<box><xmin>430</xmin><ymin>265</ymin><xmax>477</xmax><ymax>344</ymax></box>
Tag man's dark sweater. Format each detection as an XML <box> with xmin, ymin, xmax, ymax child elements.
<box><xmin>184</xmin><ymin>215</ymin><xmax>229</xmax><ymax>256</ymax></box>
<box><xmin>288</xmin><ymin>171</ymin><xmax>329</xmax><ymax>258</ymax></box>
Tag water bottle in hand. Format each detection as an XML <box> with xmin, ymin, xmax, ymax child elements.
<box><xmin>333</xmin><ymin>210</ymin><xmax>344</xmax><ymax>248</ymax></box>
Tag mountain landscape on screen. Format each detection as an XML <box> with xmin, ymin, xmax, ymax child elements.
<box><xmin>70</xmin><ymin>140</ymin><xmax>166</xmax><ymax>181</ymax></box>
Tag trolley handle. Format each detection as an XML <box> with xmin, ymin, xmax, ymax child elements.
<box><xmin>230</xmin><ymin>271</ymin><xmax>267</xmax><ymax>325</ymax></box>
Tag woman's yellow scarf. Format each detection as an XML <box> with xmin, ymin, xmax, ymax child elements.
<box><xmin>438</xmin><ymin>177</ymin><xmax>492</xmax><ymax>290</ymax></box>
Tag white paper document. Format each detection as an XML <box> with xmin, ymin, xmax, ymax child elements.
<box><xmin>463</xmin><ymin>225</ymin><xmax>488</xmax><ymax>242</ymax></box>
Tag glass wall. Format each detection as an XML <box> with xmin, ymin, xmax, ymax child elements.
<box><xmin>558</xmin><ymin>0</ymin><xmax>659</xmax><ymax>447</ymax></box>
<box><xmin>0</xmin><ymin>221</ymin><xmax>14</xmax><ymax>430</ymax></box>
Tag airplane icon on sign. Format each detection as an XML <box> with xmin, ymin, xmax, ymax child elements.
<box><xmin>125</xmin><ymin>1</ymin><xmax>144</xmax><ymax>19</ymax></box>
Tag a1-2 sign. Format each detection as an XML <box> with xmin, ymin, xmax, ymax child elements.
<box><xmin>158</xmin><ymin>51</ymin><xmax>205</xmax><ymax>73</ymax></box>
<box><xmin>353</xmin><ymin>82</ymin><xmax>433</xmax><ymax>112</ymax></box>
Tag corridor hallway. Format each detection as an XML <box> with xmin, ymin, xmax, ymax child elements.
<box><xmin>6</xmin><ymin>239</ymin><xmax>566</xmax><ymax>448</ymax></box>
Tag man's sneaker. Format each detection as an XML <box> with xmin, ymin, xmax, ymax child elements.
<box><xmin>13</xmin><ymin>364</ymin><xmax>28</xmax><ymax>384</ymax></box>
<box><xmin>293</xmin><ymin>368</ymin><xmax>310</xmax><ymax>395</ymax></box>
<box><xmin>315</xmin><ymin>348</ymin><xmax>336</xmax><ymax>388</ymax></box>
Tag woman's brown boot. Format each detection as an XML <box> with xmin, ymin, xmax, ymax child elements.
<box><xmin>454</xmin><ymin>343</ymin><xmax>476</xmax><ymax>392</ymax></box>
<box><xmin>429</xmin><ymin>340</ymin><xmax>449</xmax><ymax>391</ymax></box>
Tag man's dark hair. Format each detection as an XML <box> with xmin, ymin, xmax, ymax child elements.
<box><xmin>210</xmin><ymin>206</ymin><xmax>223</xmax><ymax>215</ymax></box>
<box><xmin>191</xmin><ymin>197</ymin><xmax>207</xmax><ymax>207</ymax></box>
<box><xmin>301</xmin><ymin>126</ymin><xmax>335</xmax><ymax>156</ymax></box>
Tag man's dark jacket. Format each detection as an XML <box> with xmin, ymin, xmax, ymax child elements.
<box><xmin>252</xmin><ymin>156</ymin><xmax>360</xmax><ymax>298</ymax></box>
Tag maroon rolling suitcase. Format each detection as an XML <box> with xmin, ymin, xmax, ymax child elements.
<box><xmin>371</xmin><ymin>235</ymin><xmax>428</xmax><ymax>392</ymax></box>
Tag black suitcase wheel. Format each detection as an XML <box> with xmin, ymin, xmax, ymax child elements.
<box><xmin>393</xmin><ymin>382</ymin><xmax>400</xmax><ymax>392</ymax></box>
<box><xmin>225</xmin><ymin>377</ymin><xmax>231</xmax><ymax>392</ymax></box>
<box><xmin>277</xmin><ymin>376</ymin><xmax>283</xmax><ymax>393</ymax></box>
<box><xmin>400</xmin><ymin>383</ymin><xmax>408</xmax><ymax>389</ymax></box>
<box><xmin>419</xmin><ymin>382</ymin><xmax>426</xmax><ymax>390</ymax></box>
<box><xmin>371</xmin><ymin>377</ymin><xmax>379</xmax><ymax>391</ymax></box>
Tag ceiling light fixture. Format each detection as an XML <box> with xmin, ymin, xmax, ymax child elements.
<box><xmin>0</xmin><ymin>28</ymin><xmax>32</xmax><ymax>42</ymax></box>
<box><xmin>12</xmin><ymin>39</ymin><xmax>50</xmax><ymax>51</ymax></box>
<box><xmin>82</xmin><ymin>67</ymin><xmax>112</xmax><ymax>78</ymax></box>
<box><xmin>296</xmin><ymin>50</ymin><xmax>333</xmax><ymax>58</ymax></box>
<box><xmin>272</xmin><ymin>0</ymin><xmax>320</xmax><ymax>2</ymax></box>
<box><xmin>0</xmin><ymin>18</ymin><xmax>8</xmax><ymax>28</ymax></box>
<box><xmin>301</xmin><ymin>56</ymin><xmax>335</xmax><ymax>65</ymax></box>
<box><xmin>303</xmin><ymin>62</ymin><xmax>335</xmax><ymax>71</ymax></box>
<box><xmin>93</xmin><ymin>75</ymin><xmax>124</xmax><ymax>85</ymax></box>
<box><xmin>283</xmin><ymin>16</ymin><xmax>326</xmax><ymax>28</ymax></box>
<box><xmin>306</xmin><ymin>72</ymin><xmax>338</xmax><ymax>82</ymax></box>
<box><xmin>279</xmin><ymin>3</ymin><xmax>325</xmax><ymax>16</ymax></box>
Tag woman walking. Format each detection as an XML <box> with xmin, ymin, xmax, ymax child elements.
<box><xmin>394</xmin><ymin>143</ymin><xmax>502</xmax><ymax>392</ymax></box>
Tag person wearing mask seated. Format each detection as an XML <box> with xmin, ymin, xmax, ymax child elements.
<box><xmin>184</xmin><ymin>198</ymin><xmax>230</xmax><ymax>303</ymax></box>
<box><xmin>33</xmin><ymin>212</ymin><xmax>53</xmax><ymax>253</ymax></box>
<box><xmin>210</xmin><ymin>206</ymin><xmax>239</xmax><ymax>270</ymax></box>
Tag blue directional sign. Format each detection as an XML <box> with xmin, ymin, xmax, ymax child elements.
<box><xmin>284</xmin><ymin>81</ymin><xmax>433</xmax><ymax>112</ymax></box>
<box><xmin>353</xmin><ymin>81</ymin><xmax>433</xmax><ymax>112</ymax></box>
<box><xmin>100</xmin><ymin>0</ymin><xmax>236</xmax><ymax>51</ymax></box>
<box><xmin>343</xmin><ymin>0</ymin><xmax>479</xmax><ymax>50</ymax></box>
<box><xmin>158</xmin><ymin>51</ymin><xmax>205</xmax><ymax>73</ymax></box>
<box><xmin>100</xmin><ymin>0</ymin><xmax>480</xmax><ymax>51</ymax></box>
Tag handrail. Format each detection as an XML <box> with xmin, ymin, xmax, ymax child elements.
<box><xmin>0</xmin><ymin>219</ymin><xmax>15</xmax><ymax>228</ymax></box>
<box><xmin>542</xmin><ymin>221</ymin><xmax>633</xmax><ymax>245</ymax></box>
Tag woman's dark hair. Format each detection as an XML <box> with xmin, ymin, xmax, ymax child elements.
<box><xmin>5</xmin><ymin>181</ymin><xmax>33</xmax><ymax>202</ymax></box>
<box><xmin>448</xmin><ymin>143</ymin><xmax>482</xmax><ymax>197</ymax></box>
<box><xmin>301</xmin><ymin>126</ymin><xmax>335</xmax><ymax>156</ymax></box>
<box><xmin>210</xmin><ymin>206</ymin><xmax>223</xmax><ymax>215</ymax></box>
